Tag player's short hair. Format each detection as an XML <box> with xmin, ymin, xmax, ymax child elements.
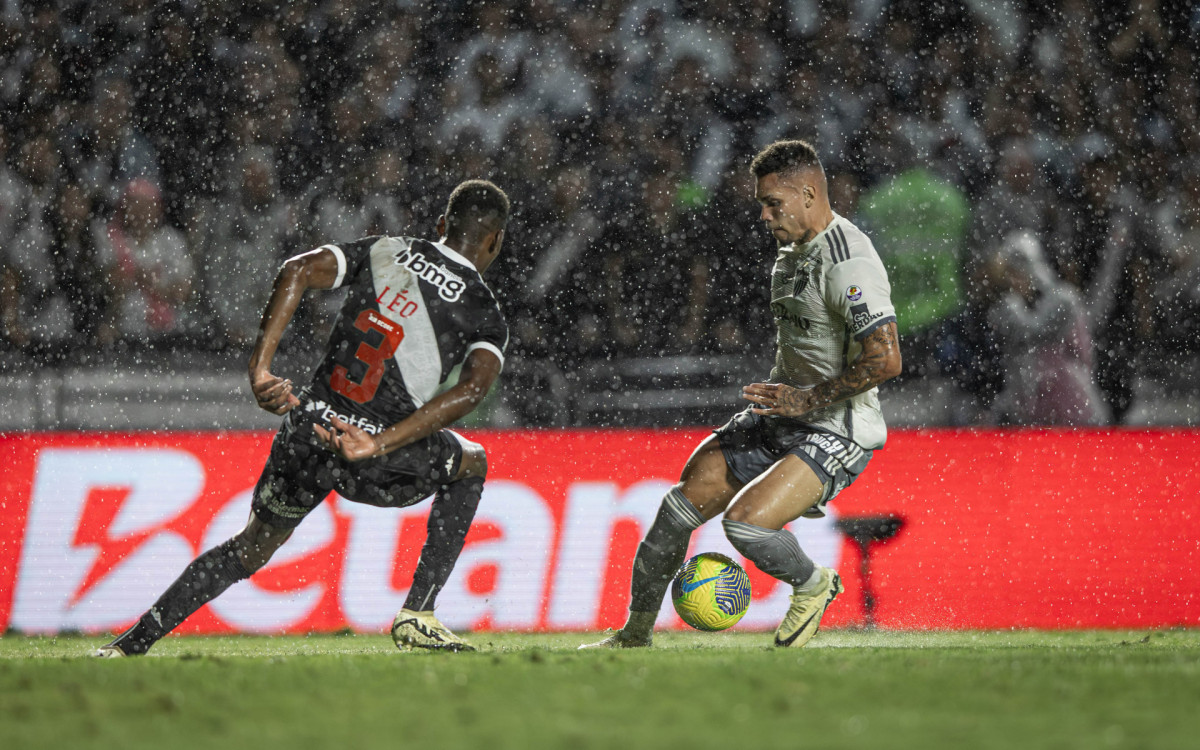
<box><xmin>445</xmin><ymin>179</ymin><xmax>510</xmax><ymax>237</ymax></box>
<box><xmin>750</xmin><ymin>140</ymin><xmax>823</xmax><ymax>179</ymax></box>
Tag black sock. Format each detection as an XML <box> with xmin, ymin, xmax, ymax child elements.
<box><xmin>629</xmin><ymin>488</ymin><xmax>706</xmax><ymax>613</ymax></box>
<box><xmin>403</xmin><ymin>476</ymin><xmax>485</xmax><ymax>612</ymax></box>
<box><xmin>110</xmin><ymin>539</ymin><xmax>250</xmax><ymax>654</ymax></box>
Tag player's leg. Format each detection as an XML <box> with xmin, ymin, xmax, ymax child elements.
<box><xmin>94</xmin><ymin>423</ymin><xmax>328</xmax><ymax>657</ymax></box>
<box><xmin>581</xmin><ymin>435</ymin><xmax>742</xmax><ymax>648</ymax></box>
<box><xmin>95</xmin><ymin>513</ymin><xmax>294</xmax><ymax>657</ymax></box>
<box><xmin>392</xmin><ymin>438</ymin><xmax>487</xmax><ymax>652</ymax></box>
<box><xmin>721</xmin><ymin>454</ymin><xmax>843</xmax><ymax>648</ymax></box>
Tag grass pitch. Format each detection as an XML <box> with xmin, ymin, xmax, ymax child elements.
<box><xmin>2</xmin><ymin>629</ymin><xmax>1198</xmax><ymax>750</ymax></box>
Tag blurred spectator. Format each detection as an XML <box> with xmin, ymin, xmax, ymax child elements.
<box><xmin>440</xmin><ymin>51</ymin><xmax>526</xmax><ymax>151</ymax></box>
<box><xmin>453</xmin><ymin>3</ymin><xmax>533</xmax><ymax>84</ymax></box>
<box><xmin>1059</xmin><ymin>151</ymin><xmax>1161</xmax><ymax>422</ymax></box>
<box><xmin>700</xmin><ymin>165</ymin><xmax>773</xmax><ymax>355</ymax></box>
<box><xmin>513</xmin><ymin>165</ymin><xmax>603</xmax><ymax>361</ymax></box>
<box><xmin>1154</xmin><ymin>162</ymin><xmax>1200</xmax><ymax>356</ymax></box>
<box><xmin>193</xmin><ymin>148</ymin><xmax>298</xmax><ymax>348</ymax></box>
<box><xmin>974</xmin><ymin>139</ymin><xmax>1052</xmax><ymax>246</ymax></box>
<box><xmin>98</xmin><ymin>179</ymin><xmax>194</xmax><ymax>344</ymax></box>
<box><xmin>359</xmin><ymin>23</ymin><xmax>420</xmax><ymax>127</ymax></box>
<box><xmin>360</xmin><ymin>146</ymin><xmax>413</xmax><ymax>236</ymax></box>
<box><xmin>987</xmin><ymin>231</ymin><xmax>1108</xmax><ymax>426</ymax></box>
<box><xmin>1</xmin><ymin>135</ymin><xmax>73</xmax><ymax>351</ymax></box>
<box><xmin>131</xmin><ymin>5</ymin><xmax>223</xmax><ymax>221</ymax></box>
<box><xmin>520</xmin><ymin>2</ymin><xmax>595</xmax><ymax>121</ymax></box>
<box><xmin>655</xmin><ymin>55</ymin><xmax>734</xmax><ymax>193</ymax></box>
<box><xmin>46</xmin><ymin>180</ymin><xmax>110</xmax><ymax>347</ymax></box>
<box><xmin>596</xmin><ymin>168</ymin><xmax>710</xmax><ymax>357</ymax></box>
<box><xmin>69</xmin><ymin>77</ymin><xmax>159</xmax><ymax>210</ymax></box>
<box><xmin>859</xmin><ymin>137</ymin><xmax>971</xmax><ymax>369</ymax></box>
<box><xmin>0</xmin><ymin>123</ymin><xmax>20</xmax><ymax>247</ymax></box>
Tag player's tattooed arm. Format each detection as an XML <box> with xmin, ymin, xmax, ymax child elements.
<box><xmin>741</xmin><ymin>322</ymin><xmax>901</xmax><ymax>418</ymax></box>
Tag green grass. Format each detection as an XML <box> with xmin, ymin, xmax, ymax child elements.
<box><xmin>2</xmin><ymin>630</ymin><xmax>1198</xmax><ymax>750</ymax></box>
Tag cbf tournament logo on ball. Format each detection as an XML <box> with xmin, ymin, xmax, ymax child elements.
<box><xmin>671</xmin><ymin>552</ymin><xmax>751</xmax><ymax>631</ymax></box>
<box><xmin>846</xmin><ymin>285</ymin><xmax>862</xmax><ymax>301</ymax></box>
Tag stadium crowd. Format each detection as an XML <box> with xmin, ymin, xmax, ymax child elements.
<box><xmin>1</xmin><ymin>0</ymin><xmax>1198</xmax><ymax>425</ymax></box>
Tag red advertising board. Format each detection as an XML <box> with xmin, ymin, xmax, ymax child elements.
<box><xmin>1</xmin><ymin>428</ymin><xmax>1198</xmax><ymax>634</ymax></box>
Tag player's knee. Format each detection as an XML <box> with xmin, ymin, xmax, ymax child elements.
<box><xmin>670</xmin><ymin>483</ymin><xmax>703</xmax><ymax>513</ymax></box>
<box><xmin>458</xmin><ymin>442</ymin><xmax>487</xmax><ymax>480</ymax></box>
<box><xmin>722</xmin><ymin>501</ymin><xmax>755</xmax><ymax>526</ymax></box>
<box><xmin>674</xmin><ymin>481</ymin><xmax>732</xmax><ymax>522</ymax></box>
<box><xmin>234</xmin><ymin>519</ymin><xmax>292</xmax><ymax>573</ymax></box>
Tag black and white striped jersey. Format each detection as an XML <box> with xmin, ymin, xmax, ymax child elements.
<box><xmin>769</xmin><ymin>213</ymin><xmax>895</xmax><ymax>450</ymax></box>
<box><xmin>301</xmin><ymin>235</ymin><xmax>507</xmax><ymax>434</ymax></box>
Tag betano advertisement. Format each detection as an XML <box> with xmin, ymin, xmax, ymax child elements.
<box><xmin>2</xmin><ymin>428</ymin><xmax>1198</xmax><ymax>635</ymax></box>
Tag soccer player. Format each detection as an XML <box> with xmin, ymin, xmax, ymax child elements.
<box><xmin>95</xmin><ymin>180</ymin><xmax>511</xmax><ymax>656</ymax></box>
<box><xmin>583</xmin><ymin>140</ymin><xmax>901</xmax><ymax>649</ymax></box>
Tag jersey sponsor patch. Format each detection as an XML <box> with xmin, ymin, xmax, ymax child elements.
<box><xmin>394</xmin><ymin>247</ymin><xmax>466</xmax><ymax>302</ymax></box>
<box><xmin>850</xmin><ymin>303</ymin><xmax>884</xmax><ymax>331</ymax></box>
<box><xmin>846</xmin><ymin>285</ymin><xmax>862</xmax><ymax>301</ymax></box>
<box><xmin>304</xmin><ymin>398</ymin><xmax>385</xmax><ymax>435</ymax></box>
<box><xmin>771</xmin><ymin>300</ymin><xmax>811</xmax><ymax>330</ymax></box>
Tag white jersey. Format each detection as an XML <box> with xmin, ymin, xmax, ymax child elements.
<box><xmin>768</xmin><ymin>212</ymin><xmax>896</xmax><ymax>449</ymax></box>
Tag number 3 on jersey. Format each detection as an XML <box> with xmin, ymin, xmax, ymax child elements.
<box><xmin>330</xmin><ymin>309</ymin><xmax>405</xmax><ymax>403</ymax></box>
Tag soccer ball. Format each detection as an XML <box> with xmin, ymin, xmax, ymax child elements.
<box><xmin>671</xmin><ymin>552</ymin><xmax>752</xmax><ymax>631</ymax></box>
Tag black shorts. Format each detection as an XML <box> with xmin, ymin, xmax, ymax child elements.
<box><xmin>714</xmin><ymin>408</ymin><xmax>872</xmax><ymax>518</ymax></box>
<box><xmin>251</xmin><ymin>409</ymin><xmax>465</xmax><ymax>529</ymax></box>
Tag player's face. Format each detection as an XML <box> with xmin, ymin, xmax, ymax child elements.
<box><xmin>755</xmin><ymin>172</ymin><xmax>817</xmax><ymax>245</ymax></box>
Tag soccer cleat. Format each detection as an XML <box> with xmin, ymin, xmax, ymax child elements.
<box><xmin>391</xmin><ymin>609</ymin><xmax>476</xmax><ymax>652</ymax></box>
<box><xmin>774</xmin><ymin>567</ymin><xmax>844</xmax><ymax>648</ymax></box>
<box><xmin>92</xmin><ymin>645</ymin><xmax>127</xmax><ymax>658</ymax></box>
<box><xmin>577</xmin><ymin>629</ymin><xmax>653</xmax><ymax>650</ymax></box>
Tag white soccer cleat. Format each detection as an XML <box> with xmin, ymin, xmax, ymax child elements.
<box><xmin>92</xmin><ymin>645</ymin><xmax>127</xmax><ymax>658</ymax></box>
<box><xmin>391</xmin><ymin>609</ymin><xmax>476</xmax><ymax>652</ymax></box>
<box><xmin>774</xmin><ymin>567</ymin><xmax>844</xmax><ymax>648</ymax></box>
<box><xmin>578</xmin><ymin>629</ymin><xmax>652</xmax><ymax>650</ymax></box>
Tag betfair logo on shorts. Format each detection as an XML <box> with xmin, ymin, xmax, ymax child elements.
<box><xmin>305</xmin><ymin>400</ymin><xmax>384</xmax><ymax>435</ymax></box>
<box><xmin>394</xmin><ymin>249</ymin><xmax>466</xmax><ymax>302</ymax></box>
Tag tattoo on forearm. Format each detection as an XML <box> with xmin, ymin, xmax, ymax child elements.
<box><xmin>772</xmin><ymin>386</ymin><xmax>809</xmax><ymax>414</ymax></box>
<box><xmin>809</xmin><ymin>324</ymin><xmax>899</xmax><ymax>410</ymax></box>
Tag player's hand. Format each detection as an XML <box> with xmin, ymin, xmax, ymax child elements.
<box><xmin>313</xmin><ymin>415</ymin><xmax>382</xmax><ymax>462</ymax></box>
<box><xmin>250</xmin><ymin>370</ymin><xmax>300</xmax><ymax>415</ymax></box>
<box><xmin>741</xmin><ymin>382</ymin><xmax>814</xmax><ymax>418</ymax></box>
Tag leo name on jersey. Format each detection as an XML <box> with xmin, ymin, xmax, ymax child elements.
<box><xmin>306</xmin><ymin>236</ymin><xmax>508</xmax><ymax>429</ymax></box>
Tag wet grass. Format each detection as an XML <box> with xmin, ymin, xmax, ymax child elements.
<box><xmin>2</xmin><ymin>629</ymin><xmax>1197</xmax><ymax>750</ymax></box>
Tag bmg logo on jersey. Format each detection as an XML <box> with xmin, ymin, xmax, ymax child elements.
<box><xmin>394</xmin><ymin>249</ymin><xmax>466</xmax><ymax>302</ymax></box>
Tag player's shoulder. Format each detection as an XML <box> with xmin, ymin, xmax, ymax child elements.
<box><xmin>821</xmin><ymin>215</ymin><xmax>882</xmax><ymax>269</ymax></box>
<box><xmin>314</xmin><ymin>234</ymin><xmax>384</xmax><ymax>261</ymax></box>
<box><xmin>338</xmin><ymin>234</ymin><xmax>388</xmax><ymax>252</ymax></box>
